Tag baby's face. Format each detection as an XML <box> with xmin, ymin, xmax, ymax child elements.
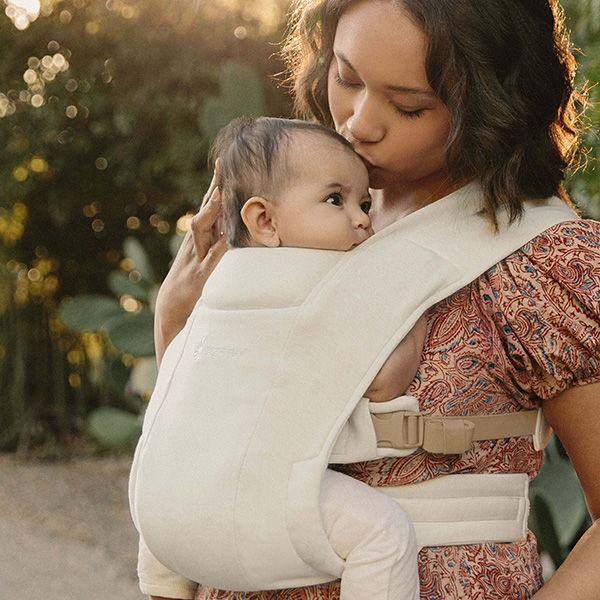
<box><xmin>273</xmin><ymin>135</ymin><xmax>373</xmax><ymax>251</ymax></box>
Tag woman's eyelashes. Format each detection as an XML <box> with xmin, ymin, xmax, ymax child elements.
<box><xmin>334</xmin><ymin>69</ymin><xmax>426</xmax><ymax>119</ymax></box>
<box><xmin>393</xmin><ymin>106</ymin><xmax>426</xmax><ymax>119</ymax></box>
<box><xmin>333</xmin><ymin>70</ymin><xmax>360</xmax><ymax>90</ymax></box>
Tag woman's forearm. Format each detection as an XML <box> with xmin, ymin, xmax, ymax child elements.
<box><xmin>153</xmin><ymin>182</ymin><xmax>226</xmax><ymax>367</ymax></box>
<box><xmin>532</xmin><ymin>519</ymin><xmax>600</xmax><ymax>598</ymax></box>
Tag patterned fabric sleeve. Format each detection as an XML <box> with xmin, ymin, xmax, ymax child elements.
<box><xmin>477</xmin><ymin>219</ymin><xmax>600</xmax><ymax>405</ymax></box>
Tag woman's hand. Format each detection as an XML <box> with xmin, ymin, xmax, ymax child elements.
<box><xmin>154</xmin><ymin>168</ymin><xmax>227</xmax><ymax>364</ymax></box>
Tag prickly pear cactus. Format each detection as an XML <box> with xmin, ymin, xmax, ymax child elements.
<box><xmin>200</xmin><ymin>59</ymin><xmax>266</xmax><ymax>139</ymax></box>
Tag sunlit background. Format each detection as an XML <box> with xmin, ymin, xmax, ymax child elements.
<box><xmin>0</xmin><ymin>0</ymin><xmax>598</xmax><ymax>574</ymax></box>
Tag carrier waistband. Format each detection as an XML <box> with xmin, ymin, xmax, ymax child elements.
<box><xmin>376</xmin><ymin>473</ymin><xmax>530</xmax><ymax>548</ymax></box>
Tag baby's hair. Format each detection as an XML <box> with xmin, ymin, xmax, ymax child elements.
<box><xmin>209</xmin><ymin>116</ymin><xmax>355</xmax><ymax>248</ymax></box>
<box><xmin>283</xmin><ymin>0</ymin><xmax>585</xmax><ymax>227</ymax></box>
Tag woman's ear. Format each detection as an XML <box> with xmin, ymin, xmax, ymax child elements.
<box><xmin>241</xmin><ymin>197</ymin><xmax>281</xmax><ymax>247</ymax></box>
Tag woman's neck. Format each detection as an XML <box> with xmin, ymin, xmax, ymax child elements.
<box><xmin>369</xmin><ymin>178</ymin><xmax>462</xmax><ymax>232</ymax></box>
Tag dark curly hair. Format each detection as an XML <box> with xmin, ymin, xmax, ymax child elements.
<box><xmin>282</xmin><ymin>0</ymin><xmax>585</xmax><ymax>225</ymax></box>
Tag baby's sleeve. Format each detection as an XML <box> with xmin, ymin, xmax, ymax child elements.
<box><xmin>138</xmin><ymin>535</ymin><xmax>198</xmax><ymax>599</ymax></box>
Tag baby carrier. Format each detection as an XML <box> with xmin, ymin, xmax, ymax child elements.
<box><xmin>129</xmin><ymin>183</ymin><xmax>576</xmax><ymax>591</ymax></box>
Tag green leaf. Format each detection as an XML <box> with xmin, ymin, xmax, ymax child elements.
<box><xmin>123</xmin><ymin>237</ymin><xmax>155</xmax><ymax>283</ymax></box>
<box><xmin>103</xmin><ymin>311</ymin><xmax>155</xmax><ymax>357</ymax></box>
<box><xmin>529</xmin><ymin>494</ymin><xmax>565</xmax><ymax>569</ymax></box>
<box><xmin>105</xmin><ymin>356</ymin><xmax>132</xmax><ymax>399</ymax></box>
<box><xmin>200</xmin><ymin>60</ymin><xmax>266</xmax><ymax>139</ymax></box>
<box><xmin>107</xmin><ymin>270</ymin><xmax>149</xmax><ymax>301</ymax></box>
<box><xmin>57</xmin><ymin>295</ymin><xmax>125</xmax><ymax>332</ymax></box>
<box><xmin>87</xmin><ymin>406</ymin><xmax>141</xmax><ymax>447</ymax></box>
<box><xmin>530</xmin><ymin>454</ymin><xmax>588</xmax><ymax>547</ymax></box>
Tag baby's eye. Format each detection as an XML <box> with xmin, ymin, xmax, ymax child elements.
<box><xmin>360</xmin><ymin>200</ymin><xmax>372</xmax><ymax>214</ymax></box>
<box><xmin>325</xmin><ymin>193</ymin><xmax>343</xmax><ymax>206</ymax></box>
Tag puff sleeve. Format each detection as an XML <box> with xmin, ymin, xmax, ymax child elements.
<box><xmin>478</xmin><ymin>220</ymin><xmax>600</xmax><ymax>404</ymax></box>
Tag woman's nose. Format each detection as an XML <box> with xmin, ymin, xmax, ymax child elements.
<box><xmin>346</xmin><ymin>92</ymin><xmax>384</xmax><ymax>144</ymax></box>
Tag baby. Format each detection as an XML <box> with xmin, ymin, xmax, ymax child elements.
<box><xmin>136</xmin><ymin>117</ymin><xmax>425</xmax><ymax>600</ymax></box>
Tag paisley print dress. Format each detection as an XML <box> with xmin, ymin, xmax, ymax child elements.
<box><xmin>195</xmin><ymin>220</ymin><xmax>600</xmax><ymax>600</ymax></box>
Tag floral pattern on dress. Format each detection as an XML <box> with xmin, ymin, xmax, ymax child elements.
<box><xmin>195</xmin><ymin>220</ymin><xmax>600</xmax><ymax>600</ymax></box>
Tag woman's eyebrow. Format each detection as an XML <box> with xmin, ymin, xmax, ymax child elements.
<box><xmin>335</xmin><ymin>51</ymin><xmax>435</xmax><ymax>97</ymax></box>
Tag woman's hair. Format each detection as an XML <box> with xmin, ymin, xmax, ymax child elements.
<box><xmin>282</xmin><ymin>0</ymin><xmax>585</xmax><ymax>225</ymax></box>
<box><xmin>209</xmin><ymin>116</ymin><xmax>355</xmax><ymax>247</ymax></box>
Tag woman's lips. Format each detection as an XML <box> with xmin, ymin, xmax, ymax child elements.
<box><xmin>359</xmin><ymin>155</ymin><xmax>378</xmax><ymax>172</ymax></box>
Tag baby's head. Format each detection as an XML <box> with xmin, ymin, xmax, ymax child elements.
<box><xmin>210</xmin><ymin>117</ymin><xmax>372</xmax><ymax>250</ymax></box>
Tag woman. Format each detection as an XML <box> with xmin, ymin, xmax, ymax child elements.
<box><xmin>150</xmin><ymin>0</ymin><xmax>600</xmax><ymax>598</ymax></box>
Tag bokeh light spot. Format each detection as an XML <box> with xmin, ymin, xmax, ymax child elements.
<box><xmin>23</xmin><ymin>69</ymin><xmax>37</xmax><ymax>84</ymax></box>
<box><xmin>127</xmin><ymin>216</ymin><xmax>141</xmax><ymax>229</ymax></box>
<box><xmin>121</xmin><ymin>295</ymin><xmax>141</xmax><ymax>313</ymax></box>
<box><xmin>176</xmin><ymin>213</ymin><xmax>194</xmax><ymax>234</ymax></box>
<box><xmin>234</xmin><ymin>26</ymin><xmax>247</xmax><ymax>39</ymax></box>
<box><xmin>95</xmin><ymin>156</ymin><xmax>108</xmax><ymax>170</ymax></box>
<box><xmin>30</xmin><ymin>157</ymin><xmax>47</xmax><ymax>172</ymax></box>
<box><xmin>13</xmin><ymin>166</ymin><xmax>28</xmax><ymax>182</ymax></box>
<box><xmin>68</xmin><ymin>373</ymin><xmax>81</xmax><ymax>387</ymax></box>
<box><xmin>91</xmin><ymin>219</ymin><xmax>105</xmax><ymax>232</ymax></box>
<box><xmin>157</xmin><ymin>221</ymin><xmax>170</xmax><ymax>234</ymax></box>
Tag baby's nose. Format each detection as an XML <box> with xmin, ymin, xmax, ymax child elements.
<box><xmin>353</xmin><ymin>208</ymin><xmax>371</xmax><ymax>229</ymax></box>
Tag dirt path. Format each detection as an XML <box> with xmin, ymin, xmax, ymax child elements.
<box><xmin>0</xmin><ymin>453</ymin><xmax>145</xmax><ymax>599</ymax></box>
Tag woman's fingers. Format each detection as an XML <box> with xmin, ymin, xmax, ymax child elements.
<box><xmin>201</xmin><ymin>159</ymin><xmax>220</xmax><ymax>208</ymax></box>
<box><xmin>191</xmin><ymin>187</ymin><xmax>224</xmax><ymax>258</ymax></box>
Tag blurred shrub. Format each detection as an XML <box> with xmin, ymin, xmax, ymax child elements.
<box><xmin>0</xmin><ymin>0</ymin><xmax>291</xmax><ymax>451</ymax></box>
<box><xmin>563</xmin><ymin>0</ymin><xmax>600</xmax><ymax>216</ymax></box>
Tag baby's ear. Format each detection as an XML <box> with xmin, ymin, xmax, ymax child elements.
<box><xmin>241</xmin><ymin>197</ymin><xmax>281</xmax><ymax>247</ymax></box>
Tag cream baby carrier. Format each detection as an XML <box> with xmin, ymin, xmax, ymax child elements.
<box><xmin>129</xmin><ymin>183</ymin><xmax>576</xmax><ymax>592</ymax></box>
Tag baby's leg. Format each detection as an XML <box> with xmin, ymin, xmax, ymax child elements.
<box><xmin>321</xmin><ymin>469</ymin><xmax>419</xmax><ymax>600</ymax></box>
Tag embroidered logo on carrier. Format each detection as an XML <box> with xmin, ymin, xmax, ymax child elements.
<box><xmin>193</xmin><ymin>336</ymin><xmax>249</xmax><ymax>361</ymax></box>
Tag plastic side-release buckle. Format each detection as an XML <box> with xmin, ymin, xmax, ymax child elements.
<box><xmin>421</xmin><ymin>418</ymin><xmax>475</xmax><ymax>454</ymax></box>
<box><xmin>371</xmin><ymin>411</ymin><xmax>424</xmax><ymax>450</ymax></box>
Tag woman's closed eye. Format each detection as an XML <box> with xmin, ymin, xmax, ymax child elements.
<box><xmin>335</xmin><ymin>69</ymin><xmax>426</xmax><ymax>119</ymax></box>
<box><xmin>393</xmin><ymin>105</ymin><xmax>426</xmax><ymax>119</ymax></box>
<box><xmin>333</xmin><ymin>70</ymin><xmax>360</xmax><ymax>90</ymax></box>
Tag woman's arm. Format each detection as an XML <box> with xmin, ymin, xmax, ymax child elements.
<box><xmin>154</xmin><ymin>171</ymin><xmax>227</xmax><ymax>365</ymax></box>
<box><xmin>533</xmin><ymin>382</ymin><xmax>600</xmax><ymax>598</ymax></box>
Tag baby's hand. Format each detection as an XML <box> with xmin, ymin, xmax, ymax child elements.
<box><xmin>365</xmin><ymin>315</ymin><xmax>428</xmax><ymax>403</ymax></box>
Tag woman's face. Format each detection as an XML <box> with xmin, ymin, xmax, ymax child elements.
<box><xmin>327</xmin><ymin>0</ymin><xmax>452</xmax><ymax>194</ymax></box>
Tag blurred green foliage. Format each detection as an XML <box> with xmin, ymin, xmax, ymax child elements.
<box><xmin>563</xmin><ymin>0</ymin><xmax>600</xmax><ymax>216</ymax></box>
<box><xmin>0</xmin><ymin>0</ymin><xmax>291</xmax><ymax>452</ymax></box>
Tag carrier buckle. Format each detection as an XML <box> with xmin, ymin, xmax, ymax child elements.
<box><xmin>421</xmin><ymin>418</ymin><xmax>475</xmax><ymax>454</ymax></box>
<box><xmin>372</xmin><ymin>411</ymin><xmax>477</xmax><ymax>454</ymax></box>
<box><xmin>371</xmin><ymin>410</ymin><xmax>424</xmax><ymax>450</ymax></box>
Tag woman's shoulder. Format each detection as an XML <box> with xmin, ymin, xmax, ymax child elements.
<box><xmin>474</xmin><ymin>218</ymin><xmax>600</xmax><ymax>398</ymax></box>
<box><xmin>517</xmin><ymin>218</ymin><xmax>600</xmax><ymax>271</ymax></box>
